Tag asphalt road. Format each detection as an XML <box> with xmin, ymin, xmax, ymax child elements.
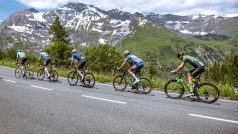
<box><xmin>0</xmin><ymin>66</ymin><xmax>237</xmax><ymax>134</ymax></box>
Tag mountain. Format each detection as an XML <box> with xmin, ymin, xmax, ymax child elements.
<box><xmin>146</xmin><ymin>14</ymin><xmax>238</xmax><ymax>38</ymax></box>
<box><xmin>1</xmin><ymin>2</ymin><xmax>238</xmax><ymax>51</ymax></box>
<box><xmin>0</xmin><ymin>3</ymin><xmax>147</xmax><ymax>50</ymax></box>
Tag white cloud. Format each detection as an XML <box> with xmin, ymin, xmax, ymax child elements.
<box><xmin>16</xmin><ymin>0</ymin><xmax>238</xmax><ymax>15</ymax></box>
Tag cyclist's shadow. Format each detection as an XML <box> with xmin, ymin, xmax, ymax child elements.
<box><xmin>181</xmin><ymin>97</ymin><xmax>220</xmax><ymax>105</ymax></box>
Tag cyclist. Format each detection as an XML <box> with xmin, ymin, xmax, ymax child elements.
<box><xmin>70</xmin><ymin>49</ymin><xmax>86</xmax><ymax>80</ymax></box>
<box><xmin>39</xmin><ymin>49</ymin><xmax>51</xmax><ymax>79</ymax></box>
<box><xmin>16</xmin><ymin>50</ymin><xmax>27</xmax><ymax>77</ymax></box>
<box><xmin>171</xmin><ymin>51</ymin><xmax>205</xmax><ymax>97</ymax></box>
<box><xmin>118</xmin><ymin>50</ymin><xmax>144</xmax><ymax>85</ymax></box>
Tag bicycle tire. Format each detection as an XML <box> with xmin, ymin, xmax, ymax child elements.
<box><xmin>113</xmin><ymin>75</ymin><xmax>127</xmax><ymax>91</ymax></box>
<box><xmin>15</xmin><ymin>67</ymin><xmax>22</xmax><ymax>78</ymax></box>
<box><xmin>49</xmin><ymin>70</ymin><xmax>58</xmax><ymax>82</ymax></box>
<box><xmin>195</xmin><ymin>83</ymin><xmax>219</xmax><ymax>104</ymax></box>
<box><xmin>83</xmin><ymin>72</ymin><xmax>95</xmax><ymax>88</ymax></box>
<box><xmin>67</xmin><ymin>71</ymin><xmax>79</xmax><ymax>86</ymax></box>
<box><xmin>37</xmin><ymin>69</ymin><xmax>45</xmax><ymax>80</ymax></box>
<box><xmin>164</xmin><ymin>79</ymin><xmax>185</xmax><ymax>99</ymax></box>
<box><xmin>137</xmin><ymin>78</ymin><xmax>152</xmax><ymax>94</ymax></box>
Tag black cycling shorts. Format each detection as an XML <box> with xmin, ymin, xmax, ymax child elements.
<box><xmin>21</xmin><ymin>58</ymin><xmax>27</xmax><ymax>65</ymax></box>
<box><xmin>77</xmin><ymin>60</ymin><xmax>86</xmax><ymax>69</ymax></box>
<box><xmin>131</xmin><ymin>63</ymin><xmax>144</xmax><ymax>74</ymax></box>
<box><xmin>44</xmin><ymin>58</ymin><xmax>51</xmax><ymax>66</ymax></box>
<box><xmin>189</xmin><ymin>67</ymin><xmax>205</xmax><ymax>78</ymax></box>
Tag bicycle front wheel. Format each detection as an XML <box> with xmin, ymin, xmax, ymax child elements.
<box><xmin>164</xmin><ymin>79</ymin><xmax>185</xmax><ymax>99</ymax></box>
<box><xmin>113</xmin><ymin>75</ymin><xmax>127</xmax><ymax>91</ymax></box>
<box><xmin>137</xmin><ymin>78</ymin><xmax>152</xmax><ymax>94</ymax></box>
<box><xmin>37</xmin><ymin>69</ymin><xmax>45</xmax><ymax>80</ymax></box>
<box><xmin>195</xmin><ymin>83</ymin><xmax>219</xmax><ymax>103</ymax></box>
<box><xmin>83</xmin><ymin>73</ymin><xmax>95</xmax><ymax>88</ymax></box>
<box><xmin>15</xmin><ymin>67</ymin><xmax>22</xmax><ymax>78</ymax></box>
<box><xmin>67</xmin><ymin>71</ymin><xmax>78</xmax><ymax>86</ymax></box>
<box><xmin>49</xmin><ymin>70</ymin><xmax>58</xmax><ymax>82</ymax></box>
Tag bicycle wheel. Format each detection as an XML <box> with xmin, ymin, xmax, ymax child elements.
<box><xmin>137</xmin><ymin>78</ymin><xmax>152</xmax><ymax>94</ymax></box>
<box><xmin>15</xmin><ymin>67</ymin><xmax>22</xmax><ymax>78</ymax></box>
<box><xmin>164</xmin><ymin>79</ymin><xmax>185</xmax><ymax>99</ymax></box>
<box><xmin>113</xmin><ymin>75</ymin><xmax>127</xmax><ymax>91</ymax></box>
<box><xmin>83</xmin><ymin>73</ymin><xmax>95</xmax><ymax>88</ymax></box>
<box><xmin>37</xmin><ymin>69</ymin><xmax>45</xmax><ymax>80</ymax></box>
<box><xmin>195</xmin><ymin>83</ymin><xmax>219</xmax><ymax>103</ymax></box>
<box><xmin>49</xmin><ymin>70</ymin><xmax>58</xmax><ymax>82</ymax></box>
<box><xmin>67</xmin><ymin>71</ymin><xmax>78</xmax><ymax>86</ymax></box>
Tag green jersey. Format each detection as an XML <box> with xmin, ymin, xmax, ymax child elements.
<box><xmin>182</xmin><ymin>55</ymin><xmax>204</xmax><ymax>68</ymax></box>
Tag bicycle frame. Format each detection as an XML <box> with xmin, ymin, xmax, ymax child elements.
<box><xmin>174</xmin><ymin>73</ymin><xmax>190</xmax><ymax>91</ymax></box>
<box><xmin>120</xmin><ymin>70</ymin><xmax>140</xmax><ymax>87</ymax></box>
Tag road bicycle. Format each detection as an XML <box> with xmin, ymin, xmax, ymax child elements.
<box><xmin>164</xmin><ymin>72</ymin><xmax>219</xmax><ymax>103</ymax></box>
<box><xmin>113</xmin><ymin>69</ymin><xmax>152</xmax><ymax>94</ymax></box>
<box><xmin>67</xmin><ymin>66</ymin><xmax>95</xmax><ymax>88</ymax></box>
<box><xmin>15</xmin><ymin>63</ymin><xmax>34</xmax><ymax>79</ymax></box>
<box><xmin>37</xmin><ymin>63</ymin><xmax>58</xmax><ymax>82</ymax></box>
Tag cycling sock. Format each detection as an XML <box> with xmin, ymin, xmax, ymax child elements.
<box><xmin>132</xmin><ymin>74</ymin><xmax>139</xmax><ymax>80</ymax></box>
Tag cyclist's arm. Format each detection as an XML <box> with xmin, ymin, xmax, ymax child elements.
<box><xmin>16</xmin><ymin>54</ymin><xmax>19</xmax><ymax>63</ymax></box>
<box><xmin>173</xmin><ymin>62</ymin><xmax>185</xmax><ymax>72</ymax></box>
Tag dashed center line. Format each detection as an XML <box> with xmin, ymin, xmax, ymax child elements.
<box><xmin>30</xmin><ymin>85</ymin><xmax>54</xmax><ymax>91</ymax></box>
<box><xmin>82</xmin><ymin>95</ymin><xmax>127</xmax><ymax>104</ymax></box>
<box><xmin>189</xmin><ymin>113</ymin><xmax>238</xmax><ymax>124</ymax></box>
<box><xmin>3</xmin><ymin>79</ymin><xmax>16</xmax><ymax>83</ymax></box>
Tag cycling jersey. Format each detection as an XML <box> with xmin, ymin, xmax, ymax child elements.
<box><xmin>72</xmin><ymin>53</ymin><xmax>85</xmax><ymax>61</ymax></box>
<box><xmin>125</xmin><ymin>54</ymin><xmax>143</xmax><ymax>65</ymax></box>
<box><xmin>182</xmin><ymin>55</ymin><xmax>204</xmax><ymax>68</ymax></box>
<box><xmin>40</xmin><ymin>52</ymin><xmax>50</xmax><ymax>61</ymax></box>
<box><xmin>17</xmin><ymin>51</ymin><xmax>26</xmax><ymax>59</ymax></box>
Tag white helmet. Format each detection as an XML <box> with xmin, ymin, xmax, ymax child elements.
<box><xmin>124</xmin><ymin>50</ymin><xmax>131</xmax><ymax>56</ymax></box>
<box><xmin>72</xmin><ymin>49</ymin><xmax>77</xmax><ymax>53</ymax></box>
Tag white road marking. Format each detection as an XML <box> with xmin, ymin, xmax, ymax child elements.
<box><xmin>3</xmin><ymin>79</ymin><xmax>16</xmax><ymax>83</ymax></box>
<box><xmin>30</xmin><ymin>85</ymin><xmax>54</xmax><ymax>91</ymax></box>
<box><xmin>82</xmin><ymin>95</ymin><xmax>127</xmax><ymax>104</ymax></box>
<box><xmin>189</xmin><ymin>113</ymin><xmax>238</xmax><ymax>124</ymax></box>
<box><xmin>95</xmin><ymin>83</ymin><xmax>113</xmax><ymax>87</ymax></box>
<box><xmin>219</xmin><ymin>99</ymin><xmax>238</xmax><ymax>103</ymax></box>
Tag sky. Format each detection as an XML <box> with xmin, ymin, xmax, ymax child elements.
<box><xmin>0</xmin><ymin>0</ymin><xmax>238</xmax><ymax>21</ymax></box>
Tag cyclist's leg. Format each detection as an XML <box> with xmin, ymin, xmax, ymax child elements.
<box><xmin>23</xmin><ymin>58</ymin><xmax>27</xmax><ymax>75</ymax></box>
<box><xmin>187</xmin><ymin>69</ymin><xmax>195</xmax><ymax>93</ymax></box>
<box><xmin>44</xmin><ymin>58</ymin><xmax>51</xmax><ymax>77</ymax></box>
<box><xmin>77</xmin><ymin>60</ymin><xmax>86</xmax><ymax>79</ymax></box>
<box><xmin>128</xmin><ymin>65</ymin><xmax>140</xmax><ymax>84</ymax></box>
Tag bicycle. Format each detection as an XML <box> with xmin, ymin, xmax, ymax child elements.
<box><xmin>37</xmin><ymin>63</ymin><xmax>58</xmax><ymax>82</ymax></box>
<box><xmin>113</xmin><ymin>69</ymin><xmax>152</xmax><ymax>94</ymax></box>
<box><xmin>67</xmin><ymin>66</ymin><xmax>95</xmax><ymax>88</ymax></box>
<box><xmin>15</xmin><ymin>63</ymin><xmax>34</xmax><ymax>79</ymax></box>
<box><xmin>164</xmin><ymin>72</ymin><xmax>220</xmax><ymax>103</ymax></box>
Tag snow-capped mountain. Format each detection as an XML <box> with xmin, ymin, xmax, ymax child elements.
<box><xmin>146</xmin><ymin>13</ymin><xmax>238</xmax><ymax>37</ymax></box>
<box><xmin>0</xmin><ymin>3</ymin><xmax>147</xmax><ymax>50</ymax></box>
<box><xmin>0</xmin><ymin>2</ymin><xmax>237</xmax><ymax>50</ymax></box>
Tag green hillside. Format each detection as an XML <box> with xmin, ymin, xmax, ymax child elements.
<box><xmin>117</xmin><ymin>23</ymin><xmax>238</xmax><ymax>78</ymax></box>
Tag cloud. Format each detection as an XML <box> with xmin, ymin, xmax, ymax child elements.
<box><xmin>16</xmin><ymin>0</ymin><xmax>238</xmax><ymax>15</ymax></box>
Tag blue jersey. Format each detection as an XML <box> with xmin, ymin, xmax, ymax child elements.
<box><xmin>17</xmin><ymin>52</ymin><xmax>26</xmax><ymax>58</ymax></box>
<box><xmin>40</xmin><ymin>52</ymin><xmax>50</xmax><ymax>60</ymax></box>
<box><xmin>125</xmin><ymin>54</ymin><xmax>143</xmax><ymax>65</ymax></box>
<box><xmin>72</xmin><ymin>53</ymin><xmax>85</xmax><ymax>61</ymax></box>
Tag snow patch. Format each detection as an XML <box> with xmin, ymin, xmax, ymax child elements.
<box><xmin>92</xmin><ymin>27</ymin><xmax>103</xmax><ymax>32</ymax></box>
<box><xmin>139</xmin><ymin>19</ymin><xmax>147</xmax><ymax>26</ymax></box>
<box><xmin>223</xmin><ymin>13</ymin><xmax>238</xmax><ymax>18</ymax></box>
<box><xmin>58</xmin><ymin>7</ymin><xmax>72</xmax><ymax>11</ymax></box>
<box><xmin>180</xmin><ymin>30</ymin><xmax>207</xmax><ymax>35</ymax></box>
<box><xmin>98</xmin><ymin>39</ymin><xmax>107</xmax><ymax>44</ymax></box>
<box><xmin>8</xmin><ymin>24</ymin><xmax>33</xmax><ymax>34</ymax></box>
<box><xmin>192</xmin><ymin>15</ymin><xmax>199</xmax><ymax>20</ymax></box>
<box><xmin>33</xmin><ymin>12</ymin><xmax>46</xmax><ymax>22</ymax></box>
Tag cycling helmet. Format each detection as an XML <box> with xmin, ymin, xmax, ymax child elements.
<box><xmin>72</xmin><ymin>49</ymin><xmax>77</xmax><ymax>53</ymax></box>
<box><xmin>18</xmin><ymin>50</ymin><xmax>22</xmax><ymax>52</ymax></box>
<box><xmin>124</xmin><ymin>50</ymin><xmax>131</xmax><ymax>56</ymax></box>
<box><xmin>177</xmin><ymin>51</ymin><xmax>184</xmax><ymax>58</ymax></box>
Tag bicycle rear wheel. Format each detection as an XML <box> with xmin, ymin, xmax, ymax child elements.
<box><xmin>37</xmin><ymin>69</ymin><xmax>45</xmax><ymax>80</ymax></box>
<box><xmin>164</xmin><ymin>79</ymin><xmax>185</xmax><ymax>99</ymax></box>
<box><xmin>67</xmin><ymin>71</ymin><xmax>78</xmax><ymax>86</ymax></box>
<box><xmin>137</xmin><ymin>78</ymin><xmax>152</xmax><ymax>94</ymax></box>
<box><xmin>83</xmin><ymin>73</ymin><xmax>95</xmax><ymax>88</ymax></box>
<box><xmin>113</xmin><ymin>75</ymin><xmax>127</xmax><ymax>91</ymax></box>
<box><xmin>195</xmin><ymin>83</ymin><xmax>219</xmax><ymax>103</ymax></box>
<box><xmin>15</xmin><ymin>67</ymin><xmax>22</xmax><ymax>78</ymax></box>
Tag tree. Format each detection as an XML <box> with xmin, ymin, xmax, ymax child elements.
<box><xmin>85</xmin><ymin>45</ymin><xmax>123</xmax><ymax>73</ymax></box>
<box><xmin>45</xmin><ymin>16</ymin><xmax>72</xmax><ymax>66</ymax></box>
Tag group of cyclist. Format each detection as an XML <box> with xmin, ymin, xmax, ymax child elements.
<box><xmin>16</xmin><ymin>48</ymin><xmax>205</xmax><ymax>97</ymax></box>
